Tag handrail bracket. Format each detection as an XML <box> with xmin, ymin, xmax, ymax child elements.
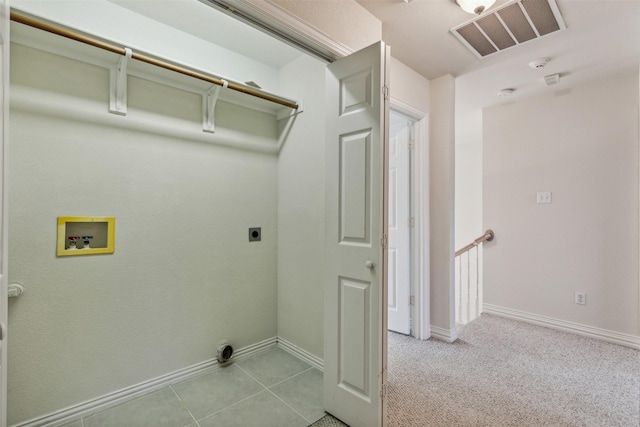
<box><xmin>456</xmin><ymin>229</ymin><xmax>494</xmax><ymax>257</ymax></box>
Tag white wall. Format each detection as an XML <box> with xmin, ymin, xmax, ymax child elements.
<box><xmin>483</xmin><ymin>68</ymin><xmax>640</xmax><ymax>336</ymax></box>
<box><xmin>276</xmin><ymin>55</ymin><xmax>327</xmax><ymax>359</ymax></box>
<box><xmin>429</xmin><ymin>75</ymin><xmax>456</xmax><ymax>340</ymax></box>
<box><xmin>390</xmin><ymin>57</ymin><xmax>429</xmax><ymax>114</ymax></box>
<box><xmin>8</xmin><ymin>42</ymin><xmax>280</xmax><ymax>425</ymax></box>
<box><xmin>454</xmin><ymin>107</ymin><xmax>482</xmax><ymax>249</ymax></box>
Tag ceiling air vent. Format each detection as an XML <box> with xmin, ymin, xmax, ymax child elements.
<box><xmin>451</xmin><ymin>0</ymin><xmax>566</xmax><ymax>58</ymax></box>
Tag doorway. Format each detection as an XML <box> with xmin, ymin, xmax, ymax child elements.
<box><xmin>388</xmin><ymin>110</ymin><xmax>414</xmax><ymax>336</ymax></box>
<box><xmin>387</xmin><ymin>104</ymin><xmax>429</xmax><ymax>341</ymax></box>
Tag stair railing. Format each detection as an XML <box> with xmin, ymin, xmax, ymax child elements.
<box><xmin>455</xmin><ymin>229</ymin><xmax>494</xmax><ymax>325</ymax></box>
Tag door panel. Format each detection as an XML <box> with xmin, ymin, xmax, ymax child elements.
<box><xmin>324</xmin><ymin>41</ymin><xmax>389</xmax><ymax>427</ymax></box>
<box><xmin>339</xmin><ymin>277</ymin><xmax>371</xmax><ymax>398</ymax></box>
<box><xmin>340</xmin><ymin>131</ymin><xmax>371</xmax><ymax>243</ymax></box>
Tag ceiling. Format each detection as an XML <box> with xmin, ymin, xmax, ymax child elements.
<box><xmin>357</xmin><ymin>0</ymin><xmax>640</xmax><ymax>108</ymax></box>
<box><xmin>108</xmin><ymin>0</ymin><xmax>640</xmax><ymax>109</ymax></box>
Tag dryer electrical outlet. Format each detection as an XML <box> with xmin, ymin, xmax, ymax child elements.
<box><xmin>248</xmin><ymin>227</ymin><xmax>261</xmax><ymax>242</ymax></box>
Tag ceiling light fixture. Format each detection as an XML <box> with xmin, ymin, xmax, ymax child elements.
<box><xmin>456</xmin><ymin>0</ymin><xmax>496</xmax><ymax>15</ymax></box>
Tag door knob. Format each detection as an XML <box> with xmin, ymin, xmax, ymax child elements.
<box><xmin>365</xmin><ymin>260</ymin><xmax>374</xmax><ymax>269</ymax></box>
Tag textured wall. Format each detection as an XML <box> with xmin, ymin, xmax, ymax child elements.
<box><xmin>272</xmin><ymin>0</ymin><xmax>382</xmax><ymax>53</ymax></box>
<box><xmin>8</xmin><ymin>44</ymin><xmax>279</xmax><ymax>424</ymax></box>
<box><xmin>483</xmin><ymin>69</ymin><xmax>639</xmax><ymax>336</ymax></box>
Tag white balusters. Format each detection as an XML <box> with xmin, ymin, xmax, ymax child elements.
<box><xmin>455</xmin><ymin>245</ymin><xmax>482</xmax><ymax>325</ymax></box>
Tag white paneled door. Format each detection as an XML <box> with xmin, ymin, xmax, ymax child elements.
<box><xmin>387</xmin><ymin>120</ymin><xmax>411</xmax><ymax>335</ymax></box>
<box><xmin>0</xmin><ymin>0</ymin><xmax>8</xmax><ymax>424</ymax></box>
<box><xmin>324</xmin><ymin>41</ymin><xmax>389</xmax><ymax>427</ymax></box>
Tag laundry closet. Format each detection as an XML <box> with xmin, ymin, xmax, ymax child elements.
<box><xmin>3</xmin><ymin>1</ymin><xmax>437</xmax><ymax>425</ymax></box>
<box><xmin>7</xmin><ymin>1</ymin><xmax>328</xmax><ymax>424</ymax></box>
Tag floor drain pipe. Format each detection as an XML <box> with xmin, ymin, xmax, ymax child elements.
<box><xmin>217</xmin><ymin>341</ymin><xmax>234</xmax><ymax>364</ymax></box>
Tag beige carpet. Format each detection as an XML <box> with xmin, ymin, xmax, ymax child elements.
<box><xmin>309</xmin><ymin>414</ymin><xmax>348</xmax><ymax>426</ymax></box>
<box><xmin>313</xmin><ymin>314</ymin><xmax>639</xmax><ymax>426</ymax></box>
<box><xmin>387</xmin><ymin>314</ymin><xmax>640</xmax><ymax>426</ymax></box>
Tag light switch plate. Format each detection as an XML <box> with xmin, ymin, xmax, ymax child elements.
<box><xmin>536</xmin><ymin>192</ymin><xmax>552</xmax><ymax>204</ymax></box>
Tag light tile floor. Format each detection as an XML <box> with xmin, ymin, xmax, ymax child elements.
<box><xmin>59</xmin><ymin>348</ymin><xmax>325</xmax><ymax>427</ymax></box>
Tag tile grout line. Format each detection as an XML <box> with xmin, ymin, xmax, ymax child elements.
<box><xmin>264</xmin><ymin>386</ymin><xmax>314</xmax><ymax>424</ymax></box>
<box><xmin>235</xmin><ymin>361</ymin><xmax>317</xmax><ymax>424</ymax></box>
<box><xmin>234</xmin><ymin>361</ymin><xmax>317</xmax><ymax>424</ymax></box>
<box><xmin>169</xmin><ymin>384</ymin><xmax>201</xmax><ymax>427</ymax></box>
<box><xmin>234</xmin><ymin>349</ymin><xmax>314</xmax><ymax>389</ymax></box>
<box><xmin>234</xmin><ymin>362</ymin><xmax>272</xmax><ymax>390</ymax></box>
<box><xmin>267</xmin><ymin>366</ymin><xmax>324</xmax><ymax>424</ymax></box>
<box><xmin>190</xmin><ymin>364</ymin><xmax>272</xmax><ymax>424</ymax></box>
<box><xmin>194</xmin><ymin>388</ymin><xmax>269</xmax><ymax>424</ymax></box>
<box><xmin>267</xmin><ymin>366</ymin><xmax>315</xmax><ymax>389</ymax></box>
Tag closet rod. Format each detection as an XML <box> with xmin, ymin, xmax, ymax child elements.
<box><xmin>10</xmin><ymin>11</ymin><xmax>300</xmax><ymax>110</ymax></box>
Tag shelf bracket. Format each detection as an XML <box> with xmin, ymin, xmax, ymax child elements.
<box><xmin>276</xmin><ymin>100</ymin><xmax>304</xmax><ymax>121</ymax></box>
<box><xmin>202</xmin><ymin>80</ymin><xmax>228</xmax><ymax>133</ymax></box>
<box><xmin>275</xmin><ymin>100</ymin><xmax>305</xmax><ymax>154</ymax></box>
<box><xmin>109</xmin><ymin>47</ymin><xmax>132</xmax><ymax>116</ymax></box>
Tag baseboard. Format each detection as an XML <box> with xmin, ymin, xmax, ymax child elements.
<box><xmin>11</xmin><ymin>337</ymin><xmax>278</xmax><ymax>427</ymax></box>
<box><xmin>430</xmin><ymin>324</ymin><xmax>458</xmax><ymax>343</ymax></box>
<box><xmin>483</xmin><ymin>303</ymin><xmax>640</xmax><ymax>350</ymax></box>
<box><xmin>277</xmin><ymin>337</ymin><xmax>324</xmax><ymax>371</ymax></box>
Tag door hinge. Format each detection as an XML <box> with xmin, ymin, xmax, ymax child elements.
<box><xmin>381</xmin><ymin>234</ymin><xmax>388</xmax><ymax>250</ymax></box>
<box><xmin>410</xmin><ymin>295</ymin><xmax>415</xmax><ymax>306</ymax></box>
<box><xmin>408</xmin><ymin>218</ymin><xmax>415</xmax><ymax>228</ymax></box>
<box><xmin>380</xmin><ymin>383</ymin><xmax>387</xmax><ymax>399</ymax></box>
<box><xmin>382</xmin><ymin>85</ymin><xmax>389</xmax><ymax>101</ymax></box>
<box><xmin>408</xmin><ymin>140</ymin><xmax>415</xmax><ymax>150</ymax></box>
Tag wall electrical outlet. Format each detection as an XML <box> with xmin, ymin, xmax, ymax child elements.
<box><xmin>574</xmin><ymin>291</ymin><xmax>586</xmax><ymax>305</ymax></box>
<box><xmin>536</xmin><ymin>192</ymin><xmax>552</xmax><ymax>204</ymax></box>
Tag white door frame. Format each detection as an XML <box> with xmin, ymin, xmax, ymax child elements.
<box><xmin>390</xmin><ymin>98</ymin><xmax>430</xmax><ymax>340</ymax></box>
<box><xmin>387</xmin><ymin>112</ymin><xmax>411</xmax><ymax>335</ymax></box>
<box><xmin>0</xmin><ymin>0</ymin><xmax>8</xmax><ymax>423</ymax></box>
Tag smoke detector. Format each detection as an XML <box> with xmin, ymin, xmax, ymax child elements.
<box><xmin>529</xmin><ymin>58</ymin><xmax>550</xmax><ymax>69</ymax></box>
<box><xmin>498</xmin><ymin>88</ymin><xmax>514</xmax><ymax>97</ymax></box>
